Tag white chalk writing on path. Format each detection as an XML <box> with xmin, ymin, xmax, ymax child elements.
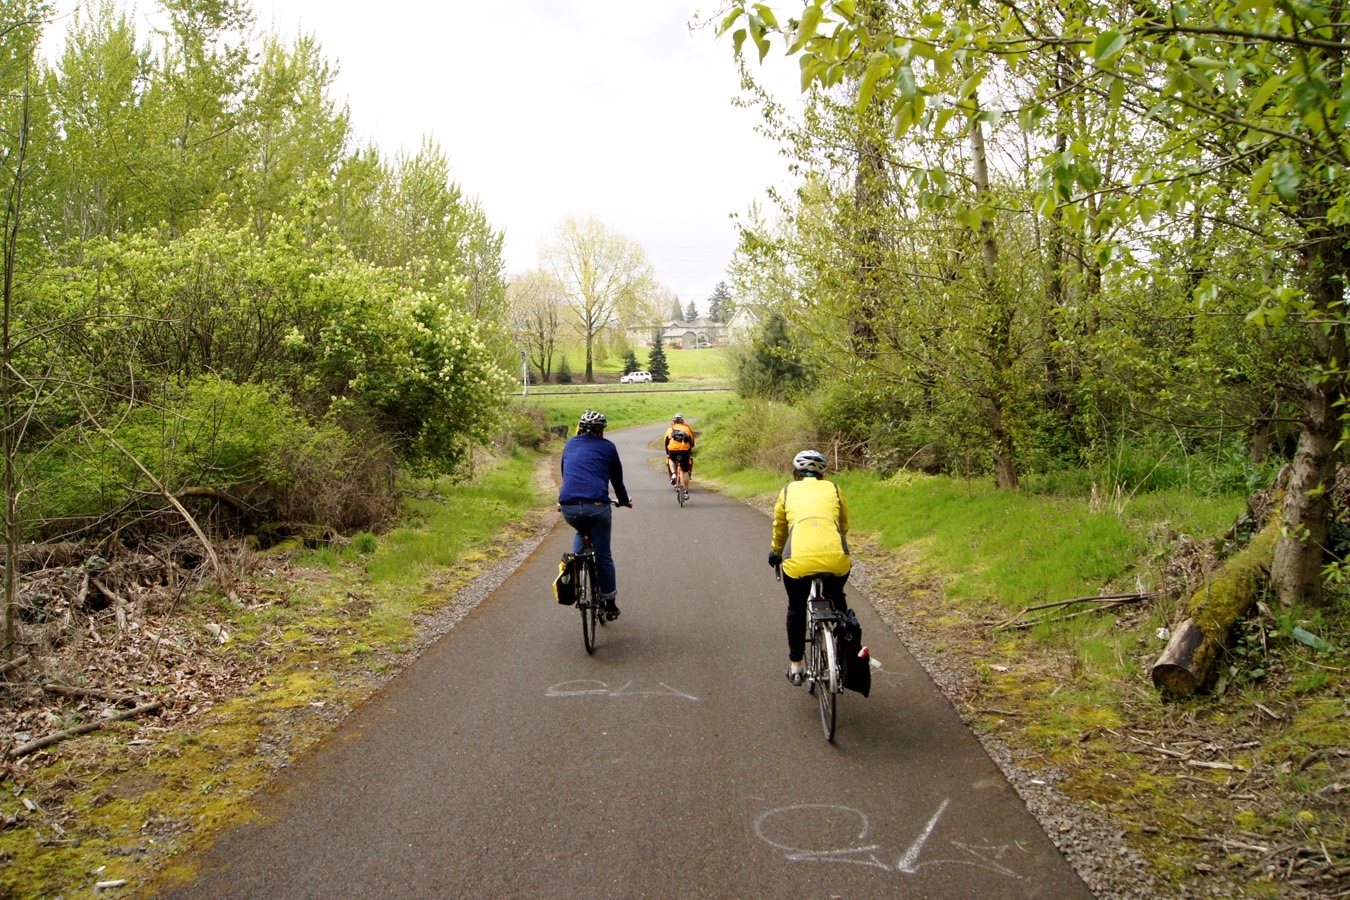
<box><xmin>754</xmin><ymin>801</ymin><xmax>1023</xmax><ymax>880</ymax></box>
<box><xmin>545</xmin><ymin>680</ymin><xmax>700</xmax><ymax>701</ymax></box>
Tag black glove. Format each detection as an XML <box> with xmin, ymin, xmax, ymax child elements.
<box><xmin>768</xmin><ymin>552</ymin><xmax>782</xmax><ymax>568</ymax></box>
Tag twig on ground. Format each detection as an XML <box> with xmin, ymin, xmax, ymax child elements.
<box><xmin>0</xmin><ymin>653</ymin><xmax>29</xmax><ymax>675</ymax></box>
<box><xmin>41</xmin><ymin>682</ymin><xmax>137</xmax><ymax>706</ymax></box>
<box><xmin>8</xmin><ymin>701</ymin><xmax>164</xmax><ymax>758</ymax></box>
<box><xmin>998</xmin><ymin>592</ymin><xmax>1155</xmax><ymax>630</ymax></box>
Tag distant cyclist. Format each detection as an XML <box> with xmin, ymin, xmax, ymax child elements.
<box><xmin>559</xmin><ymin>410</ymin><xmax>633</xmax><ymax>620</ymax></box>
<box><xmin>664</xmin><ymin>413</ymin><xmax>695</xmax><ymax>494</ymax></box>
<box><xmin>768</xmin><ymin>450</ymin><xmax>851</xmax><ymax>686</ymax></box>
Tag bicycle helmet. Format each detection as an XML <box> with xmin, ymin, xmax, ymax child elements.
<box><xmin>673</xmin><ymin>413</ymin><xmax>684</xmax><ymax>423</ymax></box>
<box><xmin>578</xmin><ymin>409</ymin><xmax>607</xmax><ymax>434</ymax></box>
<box><xmin>793</xmin><ymin>449</ymin><xmax>828</xmax><ymax>476</ymax></box>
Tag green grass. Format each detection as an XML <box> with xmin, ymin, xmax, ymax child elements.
<box><xmin>364</xmin><ymin>452</ymin><xmax>541</xmax><ymax>585</ymax></box>
<box><xmin>832</xmin><ymin>471</ymin><xmax>1243</xmax><ymax>610</ymax></box>
<box><xmin>518</xmin><ymin>392</ymin><xmax>740</xmax><ymax>434</ymax></box>
<box><xmin>527</xmin><ymin>347</ymin><xmax>734</xmax><ymax>390</ymax></box>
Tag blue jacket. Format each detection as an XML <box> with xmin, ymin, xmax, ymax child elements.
<box><xmin>559</xmin><ymin>434</ymin><xmax>630</xmax><ymax>506</ymax></box>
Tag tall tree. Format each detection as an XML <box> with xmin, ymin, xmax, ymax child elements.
<box><xmin>684</xmin><ymin>299</ymin><xmax>698</xmax><ymax>322</ymax></box>
<box><xmin>508</xmin><ymin>268</ymin><xmax>563</xmax><ymax>382</ymax></box>
<box><xmin>707</xmin><ymin>280</ymin><xmax>734</xmax><ymax>323</ymax></box>
<box><xmin>542</xmin><ymin>215</ymin><xmax>653</xmax><ymax>381</ymax></box>
<box><xmin>0</xmin><ymin>0</ymin><xmax>46</xmax><ymax>657</ymax></box>
<box><xmin>234</xmin><ymin>32</ymin><xmax>349</xmax><ymax>238</ymax></box>
<box><xmin>724</xmin><ymin>0</ymin><xmax>1350</xmax><ymax>605</ymax></box>
<box><xmin>647</xmin><ymin>331</ymin><xmax>670</xmax><ymax>383</ymax></box>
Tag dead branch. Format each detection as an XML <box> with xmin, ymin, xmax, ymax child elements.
<box><xmin>68</xmin><ymin>571</ymin><xmax>87</xmax><ymax>624</ymax></box>
<box><xmin>0</xmin><ymin>652</ymin><xmax>28</xmax><ymax>675</ymax></box>
<box><xmin>91</xmin><ymin>577</ymin><xmax>127</xmax><ymax>633</ymax></box>
<box><xmin>41</xmin><ymin>682</ymin><xmax>137</xmax><ymax>706</ymax></box>
<box><xmin>72</xmin><ymin>395</ymin><xmax>220</xmax><ymax>577</ymax></box>
<box><xmin>142</xmin><ymin>628</ymin><xmax>186</xmax><ymax>655</ymax></box>
<box><xmin>998</xmin><ymin>593</ymin><xmax>1154</xmax><ymax>630</ymax></box>
<box><xmin>8</xmin><ymin>700</ymin><xmax>163</xmax><ymax>757</ymax></box>
<box><xmin>174</xmin><ymin>486</ymin><xmax>253</xmax><ymax>518</ymax></box>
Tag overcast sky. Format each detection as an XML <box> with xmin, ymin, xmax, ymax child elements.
<box><xmin>47</xmin><ymin>0</ymin><xmax>803</xmax><ymax>311</ymax></box>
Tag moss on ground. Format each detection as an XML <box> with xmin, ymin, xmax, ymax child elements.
<box><xmin>0</xmin><ymin>455</ymin><xmax>551</xmax><ymax>899</ymax></box>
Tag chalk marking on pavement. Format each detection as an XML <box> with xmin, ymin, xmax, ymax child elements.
<box><xmin>896</xmin><ymin>797</ymin><xmax>949</xmax><ymax>872</ymax></box>
<box><xmin>754</xmin><ymin>805</ymin><xmax>886</xmax><ymax>869</ymax></box>
<box><xmin>545</xmin><ymin>680</ymin><xmax>700</xmax><ymax>700</ymax></box>
<box><xmin>755</xmin><ymin>800</ymin><xmax>1023</xmax><ymax>881</ymax></box>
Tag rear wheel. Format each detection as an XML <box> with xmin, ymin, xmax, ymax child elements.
<box><xmin>677</xmin><ymin>483</ymin><xmax>685</xmax><ymax>507</ymax></box>
<box><xmin>579</xmin><ymin>557</ymin><xmax>598</xmax><ymax>654</ymax></box>
<box><xmin>816</xmin><ymin>624</ymin><xmax>837</xmax><ymax>741</ymax></box>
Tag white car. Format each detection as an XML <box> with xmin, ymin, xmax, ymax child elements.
<box><xmin>620</xmin><ymin>371</ymin><xmax>652</xmax><ymax>384</ymax></box>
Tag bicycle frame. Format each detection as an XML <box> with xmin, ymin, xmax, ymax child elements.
<box><xmin>807</xmin><ymin>578</ymin><xmax>845</xmax><ymax>741</ymax></box>
<box><xmin>575</xmin><ymin>533</ymin><xmax>604</xmax><ymax>654</ymax></box>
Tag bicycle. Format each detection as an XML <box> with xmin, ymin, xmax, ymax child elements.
<box><xmin>668</xmin><ymin>455</ymin><xmax>690</xmax><ymax>507</ymax></box>
<box><xmin>568</xmin><ymin>502</ymin><xmax>621</xmax><ymax>655</ymax></box>
<box><xmin>777</xmin><ymin>568</ymin><xmax>845</xmax><ymax>742</ymax></box>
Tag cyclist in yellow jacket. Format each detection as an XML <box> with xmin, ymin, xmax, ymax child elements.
<box><xmin>768</xmin><ymin>449</ymin><xmax>851</xmax><ymax>685</ymax></box>
<box><xmin>663</xmin><ymin>414</ymin><xmax>695</xmax><ymax>496</ymax></box>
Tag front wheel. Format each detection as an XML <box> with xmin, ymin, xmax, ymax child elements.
<box><xmin>815</xmin><ymin>624</ymin><xmax>837</xmax><ymax>741</ymax></box>
<box><xmin>579</xmin><ymin>559</ymin><xmax>598</xmax><ymax>654</ymax></box>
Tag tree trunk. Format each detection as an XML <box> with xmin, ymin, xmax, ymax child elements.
<box><xmin>1271</xmin><ymin>207</ymin><xmax>1349</xmax><ymax>607</ymax></box>
<box><xmin>969</xmin><ymin>107</ymin><xmax>1020</xmax><ymax>490</ymax></box>
<box><xmin>1151</xmin><ymin>518</ymin><xmax>1280</xmax><ymax>696</ymax></box>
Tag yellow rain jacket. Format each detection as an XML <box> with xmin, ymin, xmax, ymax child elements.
<box><xmin>771</xmin><ymin>477</ymin><xmax>851</xmax><ymax>579</ymax></box>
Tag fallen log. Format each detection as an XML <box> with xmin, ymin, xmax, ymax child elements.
<box><xmin>8</xmin><ymin>700</ymin><xmax>163</xmax><ymax>758</ymax></box>
<box><xmin>1151</xmin><ymin>518</ymin><xmax>1280</xmax><ymax>697</ymax></box>
<box><xmin>0</xmin><ymin>653</ymin><xmax>30</xmax><ymax>676</ymax></box>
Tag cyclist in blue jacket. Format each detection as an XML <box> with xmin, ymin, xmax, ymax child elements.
<box><xmin>559</xmin><ymin>410</ymin><xmax>633</xmax><ymax>619</ymax></box>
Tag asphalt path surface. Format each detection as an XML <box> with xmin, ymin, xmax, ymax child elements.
<box><xmin>162</xmin><ymin>423</ymin><xmax>1093</xmax><ymax>899</ymax></box>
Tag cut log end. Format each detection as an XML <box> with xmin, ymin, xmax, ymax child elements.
<box><xmin>1150</xmin><ymin>618</ymin><xmax>1212</xmax><ymax>697</ymax></box>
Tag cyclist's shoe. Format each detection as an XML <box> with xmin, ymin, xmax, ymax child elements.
<box><xmin>669</xmin><ymin>474</ymin><xmax>677</xmax><ymax>485</ymax></box>
<box><xmin>601</xmin><ymin>591</ymin><xmax>619</xmax><ymax>620</ymax></box>
<box><xmin>786</xmin><ymin>666</ymin><xmax>804</xmax><ymax>686</ymax></box>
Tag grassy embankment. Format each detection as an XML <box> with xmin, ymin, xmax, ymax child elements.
<box><xmin>3</xmin><ymin>453</ymin><xmax>549</xmax><ymax>898</ymax></box>
<box><xmin>691</xmin><ymin>403</ymin><xmax>1349</xmax><ymax>897</ymax></box>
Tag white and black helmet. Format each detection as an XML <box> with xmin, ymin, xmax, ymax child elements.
<box><xmin>578</xmin><ymin>410</ymin><xmax>607</xmax><ymax>433</ymax></box>
<box><xmin>793</xmin><ymin>449</ymin><xmax>828</xmax><ymax>475</ymax></box>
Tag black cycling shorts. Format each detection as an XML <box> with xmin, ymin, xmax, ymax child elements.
<box><xmin>667</xmin><ymin>449</ymin><xmax>692</xmax><ymax>473</ymax></box>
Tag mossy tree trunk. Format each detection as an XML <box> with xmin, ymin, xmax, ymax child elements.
<box><xmin>1151</xmin><ymin>519</ymin><xmax>1280</xmax><ymax>696</ymax></box>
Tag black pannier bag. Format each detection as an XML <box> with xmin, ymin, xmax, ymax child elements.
<box><xmin>836</xmin><ymin>609</ymin><xmax>871</xmax><ymax>697</ymax></box>
<box><xmin>553</xmin><ymin>554</ymin><xmax>578</xmax><ymax>605</ymax></box>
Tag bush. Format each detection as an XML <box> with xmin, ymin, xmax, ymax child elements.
<box><xmin>700</xmin><ymin>399</ymin><xmax>816</xmax><ymax>473</ymax></box>
<box><xmin>20</xmin><ymin>377</ymin><xmax>399</xmax><ymax>539</ymax></box>
<box><xmin>496</xmin><ymin>404</ymin><xmax>549</xmax><ymax>451</ymax></box>
<box><xmin>736</xmin><ymin>311</ymin><xmax>812</xmax><ymax>399</ymax></box>
<box><xmin>808</xmin><ymin>381</ymin><xmax>946</xmax><ymax>474</ymax></box>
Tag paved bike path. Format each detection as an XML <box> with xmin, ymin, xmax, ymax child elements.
<box><xmin>161</xmin><ymin>423</ymin><xmax>1092</xmax><ymax>899</ymax></box>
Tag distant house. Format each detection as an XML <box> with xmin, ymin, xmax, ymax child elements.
<box><xmin>627</xmin><ymin>316</ymin><xmax>730</xmax><ymax>349</ymax></box>
<box><xmin>725</xmin><ymin>307</ymin><xmax>761</xmax><ymax>345</ymax></box>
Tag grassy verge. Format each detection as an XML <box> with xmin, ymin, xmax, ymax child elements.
<box><xmin>517</xmin><ymin>391</ymin><xmax>740</xmax><ymax>434</ymax></box>
<box><xmin>694</xmin><ymin>403</ymin><xmax>1350</xmax><ymax>898</ymax></box>
<box><xmin>0</xmin><ymin>452</ymin><xmax>552</xmax><ymax>899</ymax></box>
